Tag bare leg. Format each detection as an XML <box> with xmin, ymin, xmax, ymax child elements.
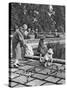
<box><xmin>40</xmin><ymin>54</ymin><xmax>42</xmax><ymax>62</ymax></box>
<box><xmin>14</xmin><ymin>43</ymin><xmax>21</xmax><ymax>66</ymax></box>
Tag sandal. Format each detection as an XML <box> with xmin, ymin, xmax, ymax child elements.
<box><xmin>13</xmin><ymin>64</ymin><xmax>19</xmax><ymax>68</ymax></box>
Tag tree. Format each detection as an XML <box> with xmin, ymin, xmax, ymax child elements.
<box><xmin>10</xmin><ymin>3</ymin><xmax>65</xmax><ymax>33</ymax></box>
<box><xmin>53</xmin><ymin>5</ymin><xmax>65</xmax><ymax>32</ymax></box>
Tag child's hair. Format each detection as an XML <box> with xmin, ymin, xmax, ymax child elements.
<box><xmin>39</xmin><ymin>37</ymin><xmax>44</xmax><ymax>46</ymax></box>
<box><xmin>47</xmin><ymin>43</ymin><xmax>53</xmax><ymax>49</ymax></box>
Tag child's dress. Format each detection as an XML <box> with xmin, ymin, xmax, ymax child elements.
<box><xmin>25</xmin><ymin>44</ymin><xmax>34</xmax><ymax>56</ymax></box>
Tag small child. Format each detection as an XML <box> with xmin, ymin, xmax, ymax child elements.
<box><xmin>37</xmin><ymin>37</ymin><xmax>48</xmax><ymax>57</ymax></box>
<box><xmin>24</xmin><ymin>44</ymin><xmax>34</xmax><ymax>56</ymax></box>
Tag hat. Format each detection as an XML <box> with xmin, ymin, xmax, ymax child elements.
<box><xmin>48</xmin><ymin>48</ymin><xmax>54</xmax><ymax>54</ymax></box>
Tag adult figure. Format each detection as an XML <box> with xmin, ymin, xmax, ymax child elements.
<box><xmin>12</xmin><ymin>24</ymin><xmax>28</xmax><ymax>67</ymax></box>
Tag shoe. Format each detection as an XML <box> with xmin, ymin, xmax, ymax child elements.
<box><xmin>16</xmin><ymin>63</ymin><xmax>20</xmax><ymax>66</ymax></box>
<box><xmin>13</xmin><ymin>64</ymin><xmax>19</xmax><ymax>68</ymax></box>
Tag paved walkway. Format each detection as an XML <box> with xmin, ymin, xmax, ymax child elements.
<box><xmin>9</xmin><ymin>59</ymin><xmax>65</xmax><ymax>87</ymax></box>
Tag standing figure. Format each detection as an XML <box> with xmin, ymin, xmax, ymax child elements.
<box><xmin>12</xmin><ymin>24</ymin><xmax>28</xmax><ymax>68</ymax></box>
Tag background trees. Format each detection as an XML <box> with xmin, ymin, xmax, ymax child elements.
<box><xmin>10</xmin><ymin>3</ymin><xmax>65</xmax><ymax>32</ymax></box>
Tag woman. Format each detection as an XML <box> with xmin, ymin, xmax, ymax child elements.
<box><xmin>12</xmin><ymin>25</ymin><xmax>28</xmax><ymax>68</ymax></box>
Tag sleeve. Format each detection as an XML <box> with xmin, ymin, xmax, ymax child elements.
<box><xmin>17</xmin><ymin>30</ymin><xmax>25</xmax><ymax>47</ymax></box>
<box><xmin>19</xmin><ymin>36</ymin><xmax>25</xmax><ymax>47</ymax></box>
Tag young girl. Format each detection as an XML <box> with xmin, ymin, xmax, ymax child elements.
<box><xmin>37</xmin><ymin>37</ymin><xmax>48</xmax><ymax>57</ymax></box>
<box><xmin>38</xmin><ymin>37</ymin><xmax>54</xmax><ymax>67</ymax></box>
<box><xmin>25</xmin><ymin>44</ymin><xmax>34</xmax><ymax>56</ymax></box>
<box><xmin>37</xmin><ymin>37</ymin><xmax>48</xmax><ymax>65</ymax></box>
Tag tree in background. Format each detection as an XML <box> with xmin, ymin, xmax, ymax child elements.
<box><xmin>10</xmin><ymin>3</ymin><xmax>65</xmax><ymax>33</ymax></box>
<box><xmin>53</xmin><ymin>5</ymin><xmax>65</xmax><ymax>32</ymax></box>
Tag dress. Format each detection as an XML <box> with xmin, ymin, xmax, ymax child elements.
<box><xmin>12</xmin><ymin>30</ymin><xmax>25</xmax><ymax>59</ymax></box>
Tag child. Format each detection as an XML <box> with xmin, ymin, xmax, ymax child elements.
<box><xmin>25</xmin><ymin>44</ymin><xmax>34</xmax><ymax>56</ymax></box>
<box><xmin>37</xmin><ymin>37</ymin><xmax>48</xmax><ymax>57</ymax></box>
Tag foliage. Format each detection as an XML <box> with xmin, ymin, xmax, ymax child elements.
<box><xmin>10</xmin><ymin>3</ymin><xmax>65</xmax><ymax>32</ymax></box>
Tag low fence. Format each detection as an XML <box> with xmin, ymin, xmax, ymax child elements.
<box><xmin>10</xmin><ymin>35</ymin><xmax>65</xmax><ymax>60</ymax></box>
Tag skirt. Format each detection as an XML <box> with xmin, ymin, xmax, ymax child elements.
<box><xmin>12</xmin><ymin>43</ymin><xmax>24</xmax><ymax>60</ymax></box>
